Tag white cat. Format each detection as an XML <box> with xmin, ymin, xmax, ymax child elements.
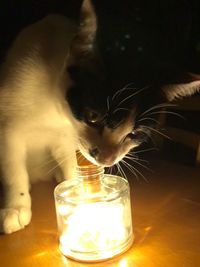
<box><xmin>0</xmin><ymin>0</ymin><xmax>199</xmax><ymax>234</ymax></box>
<box><xmin>0</xmin><ymin>14</ymin><xmax>80</xmax><ymax>233</ymax></box>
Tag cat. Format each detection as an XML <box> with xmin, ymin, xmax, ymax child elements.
<box><xmin>0</xmin><ymin>0</ymin><xmax>199</xmax><ymax>234</ymax></box>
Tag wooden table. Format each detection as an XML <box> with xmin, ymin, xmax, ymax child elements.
<box><xmin>0</xmin><ymin>159</ymin><xmax>200</xmax><ymax>267</ymax></box>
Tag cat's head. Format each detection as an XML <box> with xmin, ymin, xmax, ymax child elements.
<box><xmin>66</xmin><ymin>0</ymin><xmax>200</xmax><ymax>166</ymax></box>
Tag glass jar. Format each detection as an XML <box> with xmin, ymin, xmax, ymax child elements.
<box><xmin>54</xmin><ymin>165</ymin><xmax>133</xmax><ymax>262</ymax></box>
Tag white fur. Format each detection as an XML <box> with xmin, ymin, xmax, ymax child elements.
<box><xmin>0</xmin><ymin>15</ymin><xmax>79</xmax><ymax>233</ymax></box>
<box><xmin>0</xmin><ymin>13</ymin><xmax>138</xmax><ymax>234</ymax></box>
<box><xmin>163</xmin><ymin>81</ymin><xmax>200</xmax><ymax>101</ymax></box>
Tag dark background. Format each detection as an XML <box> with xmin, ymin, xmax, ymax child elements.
<box><xmin>0</xmin><ymin>0</ymin><xmax>82</xmax><ymax>61</ymax></box>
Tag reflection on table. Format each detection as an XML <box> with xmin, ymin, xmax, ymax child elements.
<box><xmin>0</xmin><ymin>159</ymin><xmax>200</xmax><ymax>267</ymax></box>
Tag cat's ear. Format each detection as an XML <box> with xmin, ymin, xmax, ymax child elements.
<box><xmin>162</xmin><ymin>73</ymin><xmax>200</xmax><ymax>101</ymax></box>
<box><xmin>68</xmin><ymin>0</ymin><xmax>97</xmax><ymax>63</ymax></box>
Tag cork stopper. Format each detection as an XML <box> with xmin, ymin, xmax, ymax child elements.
<box><xmin>76</xmin><ymin>151</ymin><xmax>103</xmax><ymax>194</ymax></box>
<box><xmin>76</xmin><ymin>151</ymin><xmax>93</xmax><ymax>167</ymax></box>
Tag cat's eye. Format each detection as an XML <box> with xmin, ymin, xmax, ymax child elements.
<box><xmin>126</xmin><ymin>130</ymin><xmax>145</xmax><ymax>141</ymax></box>
<box><xmin>84</xmin><ymin>109</ymin><xmax>102</xmax><ymax>124</ymax></box>
<box><xmin>126</xmin><ymin>130</ymin><xmax>138</xmax><ymax>139</ymax></box>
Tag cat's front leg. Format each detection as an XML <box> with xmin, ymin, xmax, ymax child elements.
<box><xmin>0</xmin><ymin>134</ymin><xmax>31</xmax><ymax>234</ymax></box>
<box><xmin>50</xmin><ymin>136</ymin><xmax>77</xmax><ymax>182</ymax></box>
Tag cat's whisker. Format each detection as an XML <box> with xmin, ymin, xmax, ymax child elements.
<box><xmin>118</xmin><ymin>162</ymin><xmax>127</xmax><ymax>180</ymax></box>
<box><xmin>130</xmin><ymin>147</ymin><xmax>159</xmax><ymax>154</ymax></box>
<box><xmin>127</xmin><ymin>152</ymin><xmax>139</xmax><ymax>159</ymax></box>
<box><xmin>146</xmin><ymin>110</ymin><xmax>186</xmax><ymax>120</ymax></box>
<box><xmin>121</xmin><ymin>159</ymin><xmax>148</xmax><ymax>183</ymax></box>
<box><xmin>37</xmin><ymin>157</ymin><xmax>56</xmax><ymax>168</ymax></box>
<box><xmin>109</xmin><ymin>165</ymin><xmax>116</xmax><ymax>175</ymax></box>
<box><xmin>106</xmin><ymin>96</ymin><xmax>110</xmax><ymax>111</ymax></box>
<box><xmin>116</xmin><ymin>163</ymin><xmax>122</xmax><ymax>177</ymax></box>
<box><xmin>126</xmin><ymin>152</ymin><xmax>146</xmax><ymax>161</ymax></box>
<box><xmin>111</xmin><ymin>82</ymin><xmax>136</xmax><ymax>101</ymax></box>
<box><xmin>116</xmin><ymin>163</ymin><xmax>126</xmax><ymax>179</ymax></box>
<box><xmin>115</xmin><ymin>86</ymin><xmax>149</xmax><ymax>108</ymax></box>
<box><xmin>125</xmin><ymin>155</ymin><xmax>139</xmax><ymax>160</ymax></box>
<box><xmin>125</xmin><ymin>155</ymin><xmax>149</xmax><ymax>164</ymax></box>
<box><xmin>129</xmin><ymin>163</ymin><xmax>148</xmax><ymax>183</ymax></box>
<box><xmin>112</xmin><ymin>107</ymin><xmax>130</xmax><ymax>114</ymax></box>
<box><xmin>125</xmin><ymin>157</ymin><xmax>153</xmax><ymax>173</ymax></box>
<box><xmin>121</xmin><ymin>159</ymin><xmax>139</xmax><ymax>181</ymax></box>
<box><xmin>139</xmin><ymin>103</ymin><xmax>177</xmax><ymax>118</ymax></box>
<box><xmin>47</xmin><ymin>163</ymin><xmax>60</xmax><ymax>175</ymax></box>
<box><xmin>38</xmin><ymin>152</ymin><xmax>74</xmax><ymax>169</ymax></box>
<box><xmin>138</xmin><ymin>117</ymin><xmax>159</xmax><ymax>124</ymax></box>
<box><xmin>108</xmin><ymin>167</ymin><xmax>111</xmax><ymax>175</ymax></box>
<box><xmin>46</xmin><ymin>156</ymin><xmax>69</xmax><ymax>175</ymax></box>
<box><xmin>132</xmin><ymin>165</ymin><xmax>149</xmax><ymax>183</ymax></box>
<box><xmin>141</xmin><ymin>125</ymin><xmax>172</xmax><ymax>140</ymax></box>
<box><xmin>127</xmin><ymin>154</ymin><xmax>148</xmax><ymax>166</ymax></box>
<box><xmin>109</xmin><ymin>165</ymin><xmax>114</xmax><ymax>175</ymax></box>
<box><xmin>78</xmin><ymin>137</ymin><xmax>88</xmax><ymax>145</ymax></box>
<box><xmin>109</xmin><ymin>87</ymin><xmax>136</xmax><ymax>113</ymax></box>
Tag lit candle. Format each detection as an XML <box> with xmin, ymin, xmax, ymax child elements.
<box><xmin>54</xmin><ymin>164</ymin><xmax>133</xmax><ymax>262</ymax></box>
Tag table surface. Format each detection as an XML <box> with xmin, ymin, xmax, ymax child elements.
<box><xmin>0</xmin><ymin>159</ymin><xmax>200</xmax><ymax>267</ymax></box>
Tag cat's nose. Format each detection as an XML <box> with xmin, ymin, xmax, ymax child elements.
<box><xmin>89</xmin><ymin>147</ymin><xmax>99</xmax><ymax>159</ymax></box>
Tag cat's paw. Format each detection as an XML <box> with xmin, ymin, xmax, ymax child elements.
<box><xmin>0</xmin><ymin>207</ymin><xmax>32</xmax><ymax>234</ymax></box>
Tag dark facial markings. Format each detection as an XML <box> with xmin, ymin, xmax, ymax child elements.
<box><xmin>66</xmin><ymin>0</ymin><xmax>199</xmax><ymax>167</ymax></box>
<box><xmin>89</xmin><ymin>147</ymin><xmax>99</xmax><ymax>159</ymax></box>
<box><xmin>84</xmin><ymin>108</ymin><xmax>103</xmax><ymax>124</ymax></box>
<box><xmin>126</xmin><ymin>129</ymin><xmax>148</xmax><ymax>144</ymax></box>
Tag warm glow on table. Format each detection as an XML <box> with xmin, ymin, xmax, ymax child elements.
<box><xmin>1</xmin><ymin>160</ymin><xmax>200</xmax><ymax>267</ymax></box>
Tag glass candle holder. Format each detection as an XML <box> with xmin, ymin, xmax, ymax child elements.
<box><xmin>54</xmin><ymin>165</ymin><xmax>133</xmax><ymax>262</ymax></box>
